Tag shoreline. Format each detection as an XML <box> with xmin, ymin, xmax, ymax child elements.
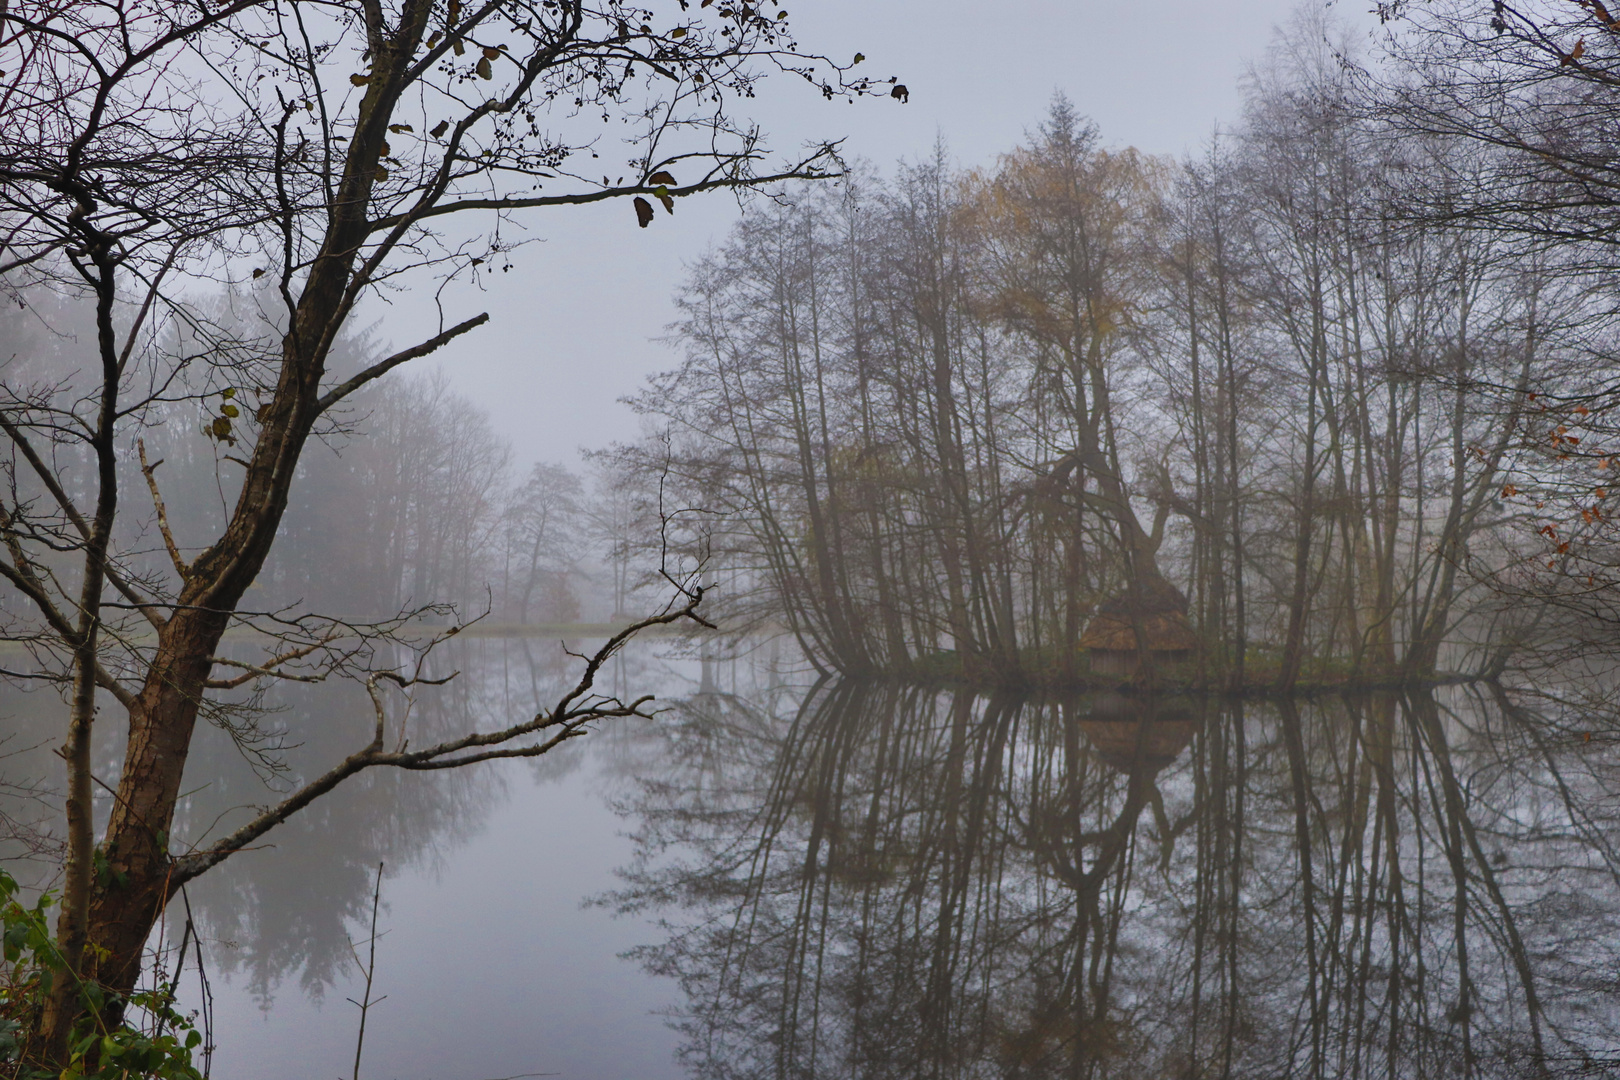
<box><xmin>822</xmin><ymin>665</ymin><xmax>1491</xmax><ymax>699</ymax></box>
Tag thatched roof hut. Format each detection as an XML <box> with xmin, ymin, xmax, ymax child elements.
<box><xmin>1078</xmin><ymin>693</ymin><xmax>1199</xmax><ymax>774</ymax></box>
<box><xmin>1079</xmin><ymin>577</ymin><xmax>1197</xmax><ymax>676</ymax></box>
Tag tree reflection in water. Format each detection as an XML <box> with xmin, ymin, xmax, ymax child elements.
<box><xmin>173</xmin><ymin>635</ymin><xmax>657</xmax><ymax>1006</ymax></box>
<box><xmin>0</xmin><ymin>637</ymin><xmax>650</xmax><ymax>1009</ymax></box>
<box><xmin>608</xmin><ymin>682</ymin><xmax>1620</xmax><ymax>1079</ymax></box>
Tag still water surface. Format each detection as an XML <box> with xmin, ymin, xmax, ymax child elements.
<box><xmin>4</xmin><ymin>640</ymin><xmax>1620</xmax><ymax>1078</ymax></box>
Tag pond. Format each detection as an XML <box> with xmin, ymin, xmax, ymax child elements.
<box><xmin>3</xmin><ymin>639</ymin><xmax>1619</xmax><ymax>1079</ymax></box>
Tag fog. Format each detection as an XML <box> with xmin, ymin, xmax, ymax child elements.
<box><xmin>5</xmin><ymin>1</ymin><xmax>1620</xmax><ymax>1078</ymax></box>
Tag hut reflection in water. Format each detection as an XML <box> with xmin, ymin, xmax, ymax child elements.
<box><xmin>1077</xmin><ymin>692</ymin><xmax>1200</xmax><ymax>773</ymax></box>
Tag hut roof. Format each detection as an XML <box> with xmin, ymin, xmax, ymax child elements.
<box><xmin>1095</xmin><ymin>575</ymin><xmax>1189</xmax><ymax>617</ymax></box>
<box><xmin>1078</xmin><ymin>609</ymin><xmax>1199</xmax><ymax>653</ymax></box>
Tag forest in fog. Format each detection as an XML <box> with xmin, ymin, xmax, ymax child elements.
<box><xmin>0</xmin><ymin>292</ymin><xmax>650</xmax><ymax>632</ymax></box>
<box><xmin>613</xmin><ymin>15</ymin><xmax>1620</xmax><ymax>690</ymax></box>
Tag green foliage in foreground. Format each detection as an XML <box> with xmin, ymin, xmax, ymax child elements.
<box><xmin>1</xmin><ymin>869</ymin><xmax>202</xmax><ymax>1080</ymax></box>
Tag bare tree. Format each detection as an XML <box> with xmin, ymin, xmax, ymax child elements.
<box><xmin>0</xmin><ymin>0</ymin><xmax>889</xmax><ymax>1061</ymax></box>
<box><xmin>503</xmin><ymin>460</ymin><xmax>585</xmax><ymax>623</ymax></box>
<box><xmin>1362</xmin><ymin>3</ymin><xmax>1620</xmax><ymax>665</ymax></box>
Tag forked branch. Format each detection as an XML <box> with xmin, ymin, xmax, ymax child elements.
<box><xmin>170</xmin><ymin>590</ymin><xmax>711</xmax><ymax>883</ymax></box>
<box><xmin>204</xmin><ymin>630</ymin><xmax>347</xmax><ymax>690</ymax></box>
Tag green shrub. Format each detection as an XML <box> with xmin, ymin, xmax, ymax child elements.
<box><xmin>1</xmin><ymin>869</ymin><xmax>203</xmax><ymax>1079</ymax></box>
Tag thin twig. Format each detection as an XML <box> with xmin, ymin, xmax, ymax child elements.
<box><xmin>164</xmin><ymin>915</ymin><xmax>192</xmax><ymax>1002</ymax></box>
<box><xmin>348</xmin><ymin>862</ymin><xmax>386</xmax><ymax>1080</ymax></box>
<box><xmin>180</xmin><ymin>887</ymin><xmax>214</xmax><ymax>1080</ymax></box>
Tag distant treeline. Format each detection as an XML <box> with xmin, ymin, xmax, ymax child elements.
<box><xmin>616</xmin><ymin>20</ymin><xmax>1620</xmax><ymax>688</ymax></box>
<box><xmin>0</xmin><ymin>291</ymin><xmax>645</xmax><ymax>630</ymax></box>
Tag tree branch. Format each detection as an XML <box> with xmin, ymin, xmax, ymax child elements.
<box><xmin>315</xmin><ymin>313</ymin><xmax>489</xmax><ymax>414</ymax></box>
<box><xmin>0</xmin><ymin>416</ymin><xmax>167</xmax><ymax>629</ymax></box>
<box><xmin>171</xmin><ymin>592</ymin><xmax>709</xmax><ymax>883</ymax></box>
<box><xmin>138</xmin><ymin>440</ymin><xmax>189</xmax><ymax>583</ymax></box>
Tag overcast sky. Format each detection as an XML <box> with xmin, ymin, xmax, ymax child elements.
<box><xmin>378</xmin><ymin>0</ymin><xmax>1366</xmax><ymax>469</ymax></box>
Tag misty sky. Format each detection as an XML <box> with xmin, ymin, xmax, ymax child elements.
<box><xmin>378</xmin><ymin>0</ymin><xmax>1364</xmax><ymax>467</ymax></box>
